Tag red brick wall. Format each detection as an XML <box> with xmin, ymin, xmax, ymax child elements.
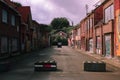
<box><xmin>103</xmin><ymin>20</ymin><xmax>114</xmax><ymax>34</ymax></box>
<box><xmin>94</xmin><ymin>5</ymin><xmax>103</xmax><ymax>25</ymax></box>
<box><xmin>0</xmin><ymin>2</ymin><xmax>20</xmax><ymax>38</ymax></box>
<box><xmin>114</xmin><ymin>0</ymin><xmax>120</xmax><ymax>10</ymax></box>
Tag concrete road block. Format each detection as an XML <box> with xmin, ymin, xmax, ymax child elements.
<box><xmin>34</xmin><ymin>60</ymin><xmax>57</xmax><ymax>71</ymax></box>
<box><xmin>84</xmin><ymin>61</ymin><xmax>106</xmax><ymax>72</ymax></box>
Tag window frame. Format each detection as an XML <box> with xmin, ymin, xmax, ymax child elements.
<box><xmin>2</xmin><ymin>9</ymin><xmax>8</xmax><ymax>23</ymax></box>
<box><xmin>11</xmin><ymin>15</ymin><xmax>16</xmax><ymax>26</ymax></box>
<box><xmin>1</xmin><ymin>36</ymin><xmax>8</xmax><ymax>53</ymax></box>
<box><xmin>104</xmin><ymin>4</ymin><xmax>114</xmax><ymax>23</ymax></box>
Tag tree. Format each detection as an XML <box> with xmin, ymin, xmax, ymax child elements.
<box><xmin>39</xmin><ymin>24</ymin><xmax>52</xmax><ymax>32</ymax></box>
<box><xmin>51</xmin><ymin>17</ymin><xmax>70</xmax><ymax>30</ymax></box>
<box><xmin>13</xmin><ymin>2</ymin><xmax>22</xmax><ymax>7</ymax></box>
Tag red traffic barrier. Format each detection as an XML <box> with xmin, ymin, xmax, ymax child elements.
<box><xmin>34</xmin><ymin>60</ymin><xmax>57</xmax><ymax>71</ymax></box>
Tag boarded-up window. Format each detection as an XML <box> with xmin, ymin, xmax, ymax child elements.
<box><xmin>105</xmin><ymin>4</ymin><xmax>114</xmax><ymax>23</ymax></box>
<box><xmin>11</xmin><ymin>15</ymin><xmax>15</xmax><ymax>26</ymax></box>
<box><xmin>2</xmin><ymin>9</ymin><xmax>8</xmax><ymax>23</ymax></box>
<box><xmin>1</xmin><ymin>37</ymin><xmax>8</xmax><ymax>53</ymax></box>
<box><xmin>12</xmin><ymin>38</ymin><xmax>18</xmax><ymax>52</ymax></box>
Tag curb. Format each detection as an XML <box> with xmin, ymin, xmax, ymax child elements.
<box><xmin>75</xmin><ymin>49</ymin><xmax>120</xmax><ymax>69</ymax></box>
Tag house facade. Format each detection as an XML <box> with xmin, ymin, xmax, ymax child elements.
<box><xmin>70</xmin><ymin>0</ymin><xmax>118</xmax><ymax>58</ymax></box>
<box><xmin>0</xmin><ymin>0</ymin><xmax>20</xmax><ymax>58</ymax></box>
<box><xmin>114</xmin><ymin>0</ymin><xmax>120</xmax><ymax>57</ymax></box>
<box><xmin>17</xmin><ymin>6</ymin><xmax>33</xmax><ymax>53</ymax></box>
<box><xmin>38</xmin><ymin>24</ymin><xmax>50</xmax><ymax>48</ymax></box>
<box><xmin>0</xmin><ymin>0</ymin><xmax>50</xmax><ymax>59</ymax></box>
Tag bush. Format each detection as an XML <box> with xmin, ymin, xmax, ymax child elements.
<box><xmin>62</xmin><ymin>38</ymin><xmax>68</xmax><ymax>45</ymax></box>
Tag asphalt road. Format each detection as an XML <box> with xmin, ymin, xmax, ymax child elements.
<box><xmin>0</xmin><ymin>46</ymin><xmax>120</xmax><ymax>80</ymax></box>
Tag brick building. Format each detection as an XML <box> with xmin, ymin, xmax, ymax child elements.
<box><xmin>39</xmin><ymin>24</ymin><xmax>50</xmax><ymax>48</ymax></box>
<box><xmin>0</xmin><ymin>0</ymin><xmax>20</xmax><ymax>58</ymax></box>
<box><xmin>71</xmin><ymin>0</ymin><xmax>116</xmax><ymax>58</ymax></box>
<box><xmin>114</xmin><ymin>0</ymin><xmax>120</xmax><ymax>57</ymax></box>
<box><xmin>0</xmin><ymin>0</ymin><xmax>50</xmax><ymax>59</ymax></box>
<box><xmin>17</xmin><ymin>6</ymin><xmax>33</xmax><ymax>53</ymax></box>
<box><xmin>32</xmin><ymin>20</ymin><xmax>41</xmax><ymax>50</ymax></box>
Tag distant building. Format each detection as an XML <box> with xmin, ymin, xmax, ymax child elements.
<box><xmin>39</xmin><ymin>24</ymin><xmax>50</xmax><ymax>48</ymax></box>
<box><xmin>56</xmin><ymin>31</ymin><xmax>67</xmax><ymax>39</ymax></box>
<box><xmin>32</xmin><ymin>20</ymin><xmax>40</xmax><ymax>50</ymax></box>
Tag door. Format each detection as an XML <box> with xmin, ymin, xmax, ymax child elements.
<box><xmin>105</xmin><ymin>35</ymin><xmax>111</xmax><ymax>57</ymax></box>
<box><xmin>89</xmin><ymin>39</ymin><xmax>93</xmax><ymax>52</ymax></box>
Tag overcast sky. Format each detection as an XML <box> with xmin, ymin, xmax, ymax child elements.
<box><xmin>12</xmin><ymin>0</ymin><xmax>99</xmax><ymax>25</ymax></box>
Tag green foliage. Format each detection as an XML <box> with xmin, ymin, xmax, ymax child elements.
<box><xmin>13</xmin><ymin>2</ymin><xmax>22</xmax><ymax>7</ymax></box>
<box><xmin>51</xmin><ymin>35</ymin><xmax>68</xmax><ymax>45</ymax></box>
<box><xmin>65</xmin><ymin>27</ymin><xmax>73</xmax><ymax>34</ymax></box>
<box><xmin>51</xmin><ymin>17</ymin><xmax>70</xmax><ymax>30</ymax></box>
<box><xmin>40</xmin><ymin>24</ymin><xmax>52</xmax><ymax>32</ymax></box>
<box><xmin>61</xmin><ymin>38</ymin><xmax>68</xmax><ymax>45</ymax></box>
<box><xmin>50</xmin><ymin>17</ymin><xmax>73</xmax><ymax>46</ymax></box>
<box><xmin>56</xmin><ymin>36</ymin><xmax>62</xmax><ymax>42</ymax></box>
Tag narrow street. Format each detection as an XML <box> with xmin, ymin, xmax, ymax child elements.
<box><xmin>0</xmin><ymin>46</ymin><xmax>120</xmax><ymax>80</ymax></box>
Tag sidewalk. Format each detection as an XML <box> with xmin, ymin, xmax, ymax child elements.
<box><xmin>75</xmin><ymin>49</ymin><xmax>120</xmax><ymax>69</ymax></box>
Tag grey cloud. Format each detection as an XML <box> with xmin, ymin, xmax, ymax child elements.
<box><xmin>13</xmin><ymin>0</ymin><xmax>99</xmax><ymax>25</ymax></box>
<box><xmin>50</xmin><ymin>0</ymin><xmax>98</xmax><ymax>16</ymax></box>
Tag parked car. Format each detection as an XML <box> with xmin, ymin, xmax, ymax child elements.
<box><xmin>57</xmin><ymin>42</ymin><xmax>62</xmax><ymax>48</ymax></box>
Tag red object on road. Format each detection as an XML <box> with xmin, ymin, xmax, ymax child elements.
<box><xmin>34</xmin><ymin>60</ymin><xmax>57</xmax><ymax>71</ymax></box>
<box><xmin>44</xmin><ymin>64</ymin><xmax>51</xmax><ymax>68</ymax></box>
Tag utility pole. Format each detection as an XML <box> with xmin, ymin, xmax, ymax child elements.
<box><xmin>85</xmin><ymin>4</ymin><xmax>88</xmax><ymax>15</ymax></box>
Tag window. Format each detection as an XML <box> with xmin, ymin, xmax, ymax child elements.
<box><xmin>1</xmin><ymin>37</ymin><xmax>8</xmax><ymax>53</ymax></box>
<box><xmin>2</xmin><ymin>9</ymin><xmax>8</xmax><ymax>23</ymax></box>
<box><xmin>96</xmin><ymin>36</ymin><xmax>101</xmax><ymax>49</ymax></box>
<box><xmin>90</xmin><ymin>18</ymin><xmax>93</xmax><ymax>28</ymax></box>
<box><xmin>12</xmin><ymin>38</ymin><xmax>18</xmax><ymax>52</ymax></box>
<box><xmin>104</xmin><ymin>4</ymin><xmax>114</xmax><ymax>23</ymax></box>
<box><xmin>89</xmin><ymin>39</ymin><xmax>93</xmax><ymax>52</ymax></box>
<box><xmin>86</xmin><ymin>19</ymin><xmax>90</xmax><ymax>30</ymax></box>
<box><xmin>11</xmin><ymin>15</ymin><xmax>15</xmax><ymax>26</ymax></box>
<box><xmin>87</xmin><ymin>19</ymin><xmax>90</xmax><ymax>30</ymax></box>
<box><xmin>85</xmin><ymin>21</ymin><xmax>88</xmax><ymax>31</ymax></box>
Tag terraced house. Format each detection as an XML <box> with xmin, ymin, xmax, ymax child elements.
<box><xmin>17</xmin><ymin>6</ymin><xmax>33</xmax><ymax>53</ymax></box>
<box><xmin>114</xmin><ymin>0</ymin><xmax>120</xmax><ymax>57</ymax></box>
<box><xmin>32</xmin><ymin>20</ymin><xmax>40</xmax><ymax>50</ymax></box>
<box><xmin>70</xmin><ymin>0</ymin><xmax>120</xmax><ymax>59</ymax></box>
<box><xmin>0</xmin><ymin>0</ymin><xmax>20</xmax><ymax>58</ymax></box>
<box><xmin>0</xmin><ymin>0</ymin><xmax>50</xmax><ymax>59</ymax></box>
<box><xmin>4</xmin><ymin>0</ymin><xmax>34</xmax><ymax>53</ymax></box>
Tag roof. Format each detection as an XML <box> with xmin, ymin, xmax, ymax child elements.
<box><xmin>17</xmin><ymin>6</ymin><xmax>31</xmax><ymax>23</ymax></box>
<box><xmin>4</xmin><ymin>0</ymin><xmax>16</xmax><ymax>7</ymax></box>
<box><xmin>32</xmin><ymin>20</ymin><xmax>40</xmax><ymax>25</ymax></box>
<box><xmin>0</xmin><ymin>0</ymin><xmax>19</xmax><ymax>14</ymax></box>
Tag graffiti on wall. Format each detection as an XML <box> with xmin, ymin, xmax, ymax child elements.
<box><xmin>116</xmin><ymin>10</ymin><xmax>120</xmax><ymax>56</ymax></box>
<box><xmin>96</xmin><ymin>36</ymin><xmax>101</xmax><ymax>54</ymax></box>
<box><xmin>89</xmin><ymin>39</ymin><xmax>93</xmax><ymax>52</ymax></box>
<box><xmin>105</xmin><ymin>35</ymin><xmax>111</xmax><ymax>57</ymax></box>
